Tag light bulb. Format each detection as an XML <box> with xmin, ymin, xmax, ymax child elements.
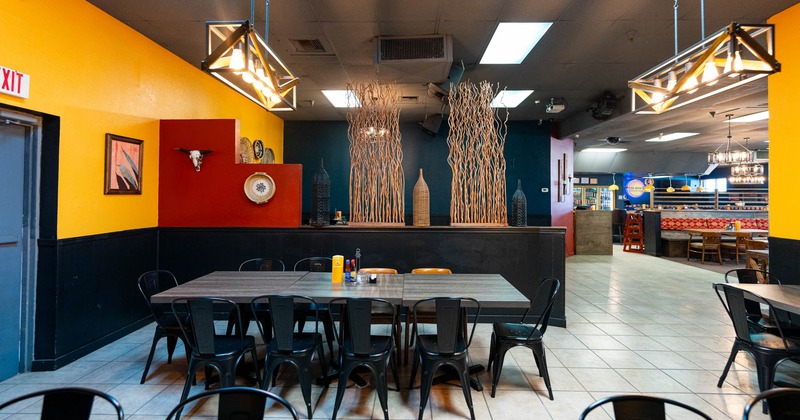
<box><xmin>229</xmin><ymin>47</ymin><xmax>245</xmax><ymax>70</ymax></box>
<box><xmin>666</xmin><ymin>70</ymin><xmax>677</xmax><ymax>91</ymax></box>
<box><xmin>733</xmin><ymin>50</ymin><xmax>744</xmax><ymax>73</ymax></box>
<box><xmin>701</xmin><ymin>60</ymin><xmax>719</xmax><ymax>86</ymax></box>
<box><xmin>651</xmin><ymin>78</ymin><xmax>664</xmax><ymax>104</ymax></box>
<box><xmin>683</xmin><ymin>63</ymin><xmax>699</xmax><ymax>93</ymax></box>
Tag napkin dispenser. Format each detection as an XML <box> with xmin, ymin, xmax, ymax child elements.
<box><xmin>332</xmin><ymin>255</ymin><xmax>344</xmax><ymax>283</ymax></box>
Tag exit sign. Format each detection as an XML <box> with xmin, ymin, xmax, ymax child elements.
<box><xmin>1</xmin><ymin>65</ymin><xmax>30</xmax><ymax>99</ymax></box>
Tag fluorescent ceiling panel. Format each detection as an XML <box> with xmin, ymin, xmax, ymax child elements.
<box><xmin>491</xmin><ymin>90</ymin><xmax>534</xmax><ymax>108</ymax></box>
<box><xmin>582</xmin><ymin>148</ymin><xmax>627</xmax><ymax>153</ymax></box>
<box><xmin>321</xmin><ymin>90</ymin><xmax>360</xmax><ymax>107</ymax></box>
<box><xmin>644</xmin><ymin>132</ymin><xmax>699</xmax><ymax>142</ymax></box>
<box><xmin>729</xmin><ymin>111</ymin><xmax>769</xmax><ymax>122</ymax></box>
<box><xmin>480</xmin><ymin>22</ymin><xmax>553</xmax><ymax>64</ymax></box>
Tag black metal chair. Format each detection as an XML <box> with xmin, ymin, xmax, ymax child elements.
<box><xmin>579</xmin><ymin>394</ymin><xmax>712</xmax><ymax>419</ymax></box>
<box><xmin>251</xmin><ymin>295</ymin><xmax>327</xmax><ymax>420</ymax></box>
<box><xmin>487</xmin><ymin>277</ymin><xmax>560</xmax><ymax>399</ymax></box>
<box><xmin>0</xmin><ymin>387</ymin><xmax>124</xmax><ymax>419</ymax></box>
<box><xmin>225</xmin><ymin>258</ymin><xmax>286</xmax><ymax>336</ymax></box>
<box><xmin>723</xmin><ymin>268</ymin><xmax>790</xmax><ymax>333</ymax></box>
<box><xmin>137</xmin><ymin>269</ymin><xmax>191</xmax><ymax>384</ymax></box>
<box><xmin>744</xmin><ymin>387</ymin><xmax>800</xmax><ymax>419</ymax></box>
<box><xmin>171</xmin><ymin>297</ymin><xmax>262</xmax><ymax>409</ymax></box>
<box><xmin>714</xmin><ymin>283</ymin><xmax>800</xmax><ymax>404</ymax></box>
<box><xmin>328</xmin><ymin>298</ymin><xmax>400</xmax><ymax>420</ymax></box>
<box><xmin>409</xmin><ymin>296</ymin><xmax>481</xmax><ymax>420</ymax></box>
<box><xmin>165</xmin><ymin>386</ymin><xmax>298</xmax><ymax>419</ymax></box>
<box><xmin>238</xmin><ymin>258</ymin><xmax>286</xmax><ymax>271</ymax></box>
<box><xmin>293</xmin><ymin>257</ymin><xmax>337</xmax><ymax>360</ymax></box>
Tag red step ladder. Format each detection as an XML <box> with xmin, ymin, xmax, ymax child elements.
<box><xmin>622</xmin><ymin>213</ymin><xmax>645</xmax><ymax>253</ymax></box>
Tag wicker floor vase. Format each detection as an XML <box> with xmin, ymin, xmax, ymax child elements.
<box><xmin>511</xmin><ymin>179</ymin><xmax>527</xmax><ymax>227</ymax></box>
<box><xmin>413</xmin><ymin>168</ymin><xmax>430</xmax><ymax>227</ymax></box>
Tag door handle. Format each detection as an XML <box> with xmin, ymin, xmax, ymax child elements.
<box><xmin>0</xmin><ymin>236</ymin><xmax>18</xmax><ymax>245</ymax></box>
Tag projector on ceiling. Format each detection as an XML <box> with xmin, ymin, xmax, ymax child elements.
<box><xmin>546</xmin><ymin>103</ymin><xmax>565</xmax><ymax>113</ymax></box>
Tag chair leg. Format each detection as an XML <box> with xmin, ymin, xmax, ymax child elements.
<box><xmin>491</xmin><ymin>344</ymin><xmax>508</xmax><ymax>398</ymax></box>
<box><xmin>409</xmin><ymin>347</ymin><xmax>420</xmax><ymax>390</ymax></box>
<box><xmin>717</xmin><ymin>343</ymin><xmax>740</xmax><ymax>387</ymax></box>
<box><xmin>457</xmin><ymin>361</ymin><xmax>476</xmax><ymax>420</ymax></box>
<box><xmin>331</xmin><ymin>364</ymin><xmax>355</xmax><ymax>420</ymax></box>
<box><xmin>532</xmin><ymin>344</ymin><xmax>553</xmax><ymax>400</ymax></box>
<box><xmin>487</xmin><ymin>333</ymin><xmax>496</xmax><ymax>372</ymax></box>
<box><xmin>375</xmin><ymin>363</ymin><xmax>390</xmax><ymax>420</ymax></box>
<box><xmin>417</xmin><ymin>362</ymin><xmax>435</xmax><ymax>420</ymax></box>
<box><xmin>140</xmin><ymin>335</ymin><xmax>161</xmax><ymax>384</ymax></box>
<box><xmin>404</xmin><ymin>316</ymin><xmax>412</xmax><ymax>366</ymax></box>
<box><xmin>166</xmin><ymin>335</ymin><xmax>177</xmax><ymax>363</ymax></box>
<box><xmin>249</xmin><ymin>348</ymin><xmax>262</xmax><ymax>385</ymax></box>
<box><xmin>298</xmin><ymin>361</ymin><xmax>314</xmax><ymax>419</ymax></box>
<box><xmin>320</xmin><ymin>311</ymin><xmax>336</xmax><ymax>361</ymax></box>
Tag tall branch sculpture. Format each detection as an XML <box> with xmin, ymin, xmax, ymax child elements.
<box><xmin>447</xmin><ymin>81</ymin><xmax>508</xmax><ymax>225</ymax></box>
<box><xmin>347</xmin><ymin>82</ymin><xmax>405</xmax><ymax>225</ymax></box>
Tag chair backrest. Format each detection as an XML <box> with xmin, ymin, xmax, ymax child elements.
<box><xmin>137</xmin><ymin>270</ymin><xmax>179</xmax><ymax>320</ymax></box>
<box><xmin>412</xmin><ymin>297</ymin><xmax>481</xmax><ymax>354</ymax></box>
<box><xmin>745</xmin><ymin>239</ymin><xmax>768</xmax><ymax>250</ymax></box>
<box><xmin>702</xmin><ymin>232</ymin><xmax>721</xmax><ymax>246</ymax></box>
<box><xmin>579</xmin><ymin>394</ymin><xmax>712</xmax><ymax>419</ymax></box>
<box><xmin>410</xmin><ymin>268</ymin><xmax>452</xmax><ymax>274</ymax></box>
<box><xmin>330</xmin><ymin>297</ymin><xmax>395</xmax><ymax>357</ymax></box>
<box><xmin>0</xmin><ymin>387</ymin><xmax>124</xmax><ymax>420</ymax></box>
<box><xmin>172</xmin><ymin>297</ymin><xmax>244</xmax><ymax>356</ymax></box>
<box><xmin>724</xmin><ymin>268</ymin><xmax>779</xmax><ymax>285</ymax></box>
<box><xmin>239</xmin><ymin>258</ymin><xmax>285</xmax><ymax>271</ymax></box>
<box><xmin>293</xmin><ymin>257</ymin><xmax>332</xmax><ymax>272</ymax></box>
<box><xmin>744</xmin><ymin>387</ymin><xmax>800</xmax><ymax>420</ymax></box>
<box><xmin>714</xmin><ymin>283</ymin><xmax>791</xmax><ymax>347</ymax></box>
<box><xmin>166</xmin><ymin>386</ymin><xmax>298</xmax><ymax>419</ymax></box>
<box><xmin>251</xmin><ymin>295</ymin><xmax>318</xmax><ymax>353</ymax></box>
<box><xmin>359</xmin><ymin>267</ymin><xmax>398</xmax><ymax>274</ymax></box>
<box><xmin>521</xmin><ymin>277</ymin><xmax>561</xmax><ymax>336</ymax></box>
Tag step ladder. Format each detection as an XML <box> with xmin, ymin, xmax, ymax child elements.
<box><xmin>622</xmin><ymin>212</ymin><xmax>644</xmax><ymax>253</ymax></box>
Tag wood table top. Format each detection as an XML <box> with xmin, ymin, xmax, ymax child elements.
<box><xmin>152</xmin><ymin>271</ymin><xmax>529</xmax><ymax>309</ymax></box>
<box><xmin>725</xmin><ymin>283</ymin><xmax>800</xmax><ymax>314</ymax></box>
<box><xmin>402</xmin><ymin>273</ymin><xmax>530</xmax><ymax>308</ymax></box>
<box><xmin>151</xmin><ymin>271</ymin><xmax>307</xmax><ymax>304</ymax></box>
<box><xmin>283</xmin><ymin>271</ymin><xmax>404</xmax><ymax>304</ymax></box>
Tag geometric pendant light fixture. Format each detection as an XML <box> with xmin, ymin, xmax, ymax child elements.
<box><xmin>202</xmin><ymin>20</ymin><xmax>298</xmax><ymax>111</ymax></box>
<box><xmin>629</xmin><ymin>22</ymin><xmax>779</xmax><ymax>114</ymax></box>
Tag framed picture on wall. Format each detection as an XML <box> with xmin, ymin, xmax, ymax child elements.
<box><xmin>104</xmin><ymin>133</ymin><xmax>143</xmax><ymax>194</ymax></box>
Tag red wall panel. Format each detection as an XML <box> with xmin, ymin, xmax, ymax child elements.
<box><xmin>550</xmin><ymin>135</ymin><xmax>575</xmax><ymax>256</ymax></box>
<box><xmin>159</xmin><ymin>119</ymin><xmax>301</xmax><ymax>227</ymax></box>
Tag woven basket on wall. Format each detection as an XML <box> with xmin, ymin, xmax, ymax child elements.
<box><xmin>413</xmin><ymin>168</ymin><xmax>430</xmax><ymax>227</ymax></box>
<box><xmin>309</xmin><ymin>159</ymin><xmax>330</xmax><ymax>226</ymax></box>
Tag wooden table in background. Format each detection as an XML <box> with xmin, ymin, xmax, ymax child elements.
<box><xmin>746</xmin><ymin>249</ymin><xmax>770</xmax><ymax>273</ymax></box>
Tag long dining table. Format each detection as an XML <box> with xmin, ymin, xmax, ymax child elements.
<box><xmin>725</xmin><ymin>283</ymin><xmax>800</xmax><ymax>314</ymax></box>
<box><xmin>151</xmin><ymin>270</ymin><xmax>531</xmax><ymax>391</ymax></box>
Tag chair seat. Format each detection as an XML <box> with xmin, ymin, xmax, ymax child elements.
<box><xmin>342</xmin><ymin>336</ymin><xmax>393</xmax><ymax>357</ymax></box>
<box><xmin>197</xmin><ymin>335</ymin><xmax>257</xmax><ymax>358</ymax></box>
<box><xmin>493</xmin><ymin>322</ymin><xmax>543</xmax><ymax>341</ymax></box>
<box><xmin>750</xmin><ymin>333</ymin><xmax>800</xmax><ymax>351</ymax></box>
<box><xmin>689</xmin><ymin>242</ymin><xmax>719</xmax><ymax>250</ymax></box>
<box><xmin>416</xmin><ymin>335</ymin><xmax>467</xmax><ymax>355</ymax></box>
<box><xmin>268</xmin><ymin>332</ymin><xmax>321</xmax><ymax>354</ymax></box>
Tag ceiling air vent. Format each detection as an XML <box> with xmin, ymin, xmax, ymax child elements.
<box><xmin>289</xmin><ymin>38</ymin><xmax>327</xmax><ymax>54</ymax></box>
<box><xmin>375</xmin><ymin>35</ymin><xmax>453</xmax><ymax>83</ymax></box>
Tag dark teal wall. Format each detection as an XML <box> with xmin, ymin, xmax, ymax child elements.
<box><xmin>284</xmin><ymin>120</ymin><xmax>553</xmax><ymax>225</ymax></box>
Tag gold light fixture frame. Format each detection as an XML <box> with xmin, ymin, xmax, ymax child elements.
<box><xmin>629</xmin><ymin>22</ymin><xmax>779</xmax><ymax>114</ymax></box>
<box><xmin>202</xmin><ymin>20</ymin><xmax>298</xmax><ymax>111</ymax></box>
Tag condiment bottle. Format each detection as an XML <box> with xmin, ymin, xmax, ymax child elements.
<box><xmin>344</xmin><ymin>259</ymin><xmax>351</xmax><ymax>282</ymax></box>
<box><xmin>350</xmin><ymin>259</ymin><xmax>357</xmax><ymax>280</ymax></box>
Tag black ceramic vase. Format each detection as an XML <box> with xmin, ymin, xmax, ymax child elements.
<box><xmin>309</xmin><ymin>158</ymin><xmax>330</xmax><ymax>226</ymax></box>
<box><xmin>511</xmin><ymin>179</ymin><xmax>527</xmax><ymax>227</ymax></box>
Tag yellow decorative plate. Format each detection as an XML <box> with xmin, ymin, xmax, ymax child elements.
<box><xmin>244</xmin><ymin>172</ymin><xmax>276</xmax><ymax>204</ymax></box>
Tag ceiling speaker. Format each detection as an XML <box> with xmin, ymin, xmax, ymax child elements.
<box><xmin>422</xmin><ymin>114</ymin><xmax>443</xmax><ymax>136</ymax></box>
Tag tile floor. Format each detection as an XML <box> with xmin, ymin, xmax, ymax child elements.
<box><xmin>0</xmin><ymin>246</ymin><xmax>790</xmax><ymax>419</ymax></box>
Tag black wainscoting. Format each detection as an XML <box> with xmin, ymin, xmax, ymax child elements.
<box><xmin>33</xmin><ymin>228</ymin><xmax>158</xmax><ymax>370</ymax></box>
<box><xmin>769</xmin><ymin>237</ymin><xmax>800</xmax><ymax>285</ymax></box>
<box><xmin>158</xmin><ymin>226</ymin><xmax>567</xmax><ymax>326</ymax></box>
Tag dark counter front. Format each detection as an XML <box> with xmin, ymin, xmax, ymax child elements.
<box><xmin>158</xmin><ymin>226</ymin><xmax>567</xmax><ymax>326</ymax></box>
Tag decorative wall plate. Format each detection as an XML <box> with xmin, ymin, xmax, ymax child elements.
<box><xmin>244</xmin><ymin>172</ymin><xmax>276</xmax><ymax>204</ymax></box>
<box><xmin>239</xmin><ymin>137</ymin><xmax>254</xmax><ymax>163</ymax></box>
<box><xmin>262</xmin><ymin>147</ymin><xmax>275</xmax><ymax>164</ymax></box>
<box><xmin>253</xmin><ymin>139</ymin><xmax>264</xmax><ymax>160</ymax></box>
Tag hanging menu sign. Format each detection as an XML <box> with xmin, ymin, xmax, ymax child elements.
<box><xmin>1</xmin><ymin>65</ymin><xmax>30</xmax><ymax>99</ymax></box>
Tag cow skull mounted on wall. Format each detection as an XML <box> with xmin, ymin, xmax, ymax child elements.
<box><xmin>176</xmin><ymin>148</ymin><xmax>214</xmax><ymax>172</ymax></box>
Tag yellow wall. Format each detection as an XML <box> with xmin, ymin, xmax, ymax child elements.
<box><xmin>769</xmin><ymin>3</ymin><xmax>800</xmax><ymax>240</ymax></box>
<box><xmin>0</xmin><ymin>0</ymin><xmax>284</xmax><ymax>238</ymax></box>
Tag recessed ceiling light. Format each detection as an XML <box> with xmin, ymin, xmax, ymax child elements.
<box><xmin>491</xmin><ymin>90</ymin><xmax>534</xmax><ymax>108</ymax></box>
<box><xmin>582</xmin><ymin>148</ymin><xmax>627</xmax><ymax>153</ymax></box>
<box><xmin>321</xmin><ymin>90</ymin><xmax>360</xmax><ymax>108</ymax></box>
<box><xmin>644</xmin><ymin>132</ymin><xmax>699</xmax><ymax>142</ymax></box>
<box><xmin>480</xmin><ymin>22</ymin><xmax>553</xmax><ymax>64</ymax></box>
<box><xmin>729</xmin><ymin>111</ymin><xmax>769</xmax><ymax>122</ymax></box>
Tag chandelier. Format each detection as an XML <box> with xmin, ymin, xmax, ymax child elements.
<box><xmin>629</xmin><ymin>21</ymin><xmax>779</xmax><ymax>114</ymax></box>
<box><xmin>202</xmin><ymin>20</ymin><xmax>298</xmax><ymax>111</ymax></box>
<box><xmin>729</xmin><ymin>162</ymin><xmax>765</xmax><ymax>184</ymax></box>
<box><xmin>708</xmin><ymin>114</ymin><xmax>756</xmax><ymax>165</ymax></box>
